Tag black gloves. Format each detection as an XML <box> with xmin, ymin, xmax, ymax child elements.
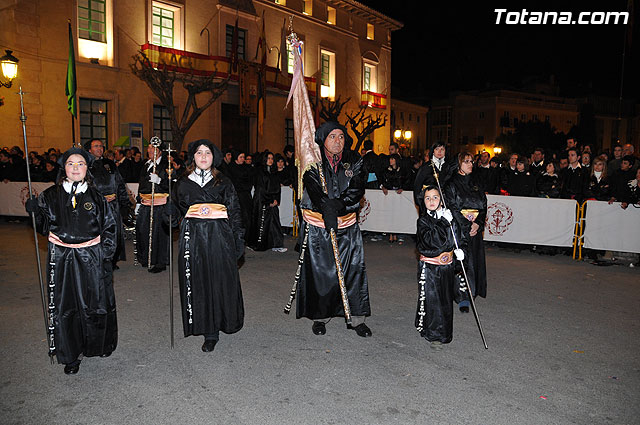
<box><xmin>165</xmin><ymin>201</ymin><xmax>178</xmax><ymax>218</ymax></box>
<box><xmin>321</xmin><ymin>198</ymin><xmax>345</xmax><ymax>232</ymax></box>
<box><xmin>25</xmin><ymin>196</ymin><xmax>39</xmax><ymax>214</ymax></box>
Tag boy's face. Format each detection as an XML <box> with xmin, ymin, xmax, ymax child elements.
<box><xmin>424</xmin><ymin>189</ymin><xmax>441</xmax><ymax>212</ymax></box>
<box><xmin>620</xmin><ymin>160</ymin><xmax>631</xmax><ymax>171</ymax></box>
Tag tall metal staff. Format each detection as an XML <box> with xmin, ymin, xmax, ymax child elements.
<box><xmin>431</xmin><ymin>162</ymin><xmax>488</xmax><ymax>349</ymax></box>
<box><xmin>164</xmin><ymin>142</ymin><xmax>175</xmax><ymax>349</ymax></box>
<box><xmin>17</xmin><ymin>86</ymin><xmax>52</xmax><ymax>363</ymax></box>
<box><xmin>147</xmin><ymin>136</ymin><xmax>162</xmax><ymax>270</ymax></box>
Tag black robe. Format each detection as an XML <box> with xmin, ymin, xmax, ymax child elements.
<box><xmin>172</xmin><ymin>174</ymin><xmax>245</xmax><ymax>336</ymax></box>
<box><xmin>415</xmin><ymin>211</ymin><xmax>466</xmax><ymax>343</ymax></box>
<box><xmin>445</xmin><ymin>173</ymin><xmax>488</xmax><ymax>299</ymax></box>
<box><xmin>413</xmin><ymin>158</ymin><xmax>457</xmax><ymax>209</ymax></box>
<box><xmin>33</xmin><ymin>183</ymin><xmax>117</xmax><ymax>364</ymax></box>
<box><xmin>91</xmin><ymin>157</ymin><xmax>130</xmax><ymax>262</ymax></box>
<box><xmin>227</xmin><ymin>162</ymin><xmax>254</xmax><ymax>233</ymax></box>
<box><xmin>136</xmin><ymin>157</ymin><xmax>171</xmax><ymax>268</ymax></box>
<box><xmin>248</xmin><ymin>165</ymin><xmax>284</xmax><ymax>250</ymax></box>
<box><xmin>296</xmin><ymin>150</ymin><xmax>370</xmax><ymax>320</ymax></box>
<box><xmin>473</xmin><ymin>165</ymin><xmax>500</xmax><ymax>195</ymax></box>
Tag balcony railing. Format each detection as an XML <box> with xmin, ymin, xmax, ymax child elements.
<box><xmin>141</xmin><ymin>43</ymin><xmax>316</xmax><ymax>96</ymax></box>
<box><xmin>360</xmin><ymin>90</ymin><xmax>387</xmax><ymax>109</ymax></box>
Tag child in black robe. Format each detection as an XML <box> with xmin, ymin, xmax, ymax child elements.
<box><xmin>415</xmin><ymin>185</ymin><xmax>466</xmax><ymax>349</ymax></box>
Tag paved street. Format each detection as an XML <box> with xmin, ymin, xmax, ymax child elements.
<box><xmin>0</xmin><ymin>221</ymin><xmax>638</xmax><ymax>425</ymax></box>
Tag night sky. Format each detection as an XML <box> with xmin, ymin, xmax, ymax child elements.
<box><xmin>366</xmin><ymin>1</ymin><xmax>638</xmax><ymax>103</ymax></box>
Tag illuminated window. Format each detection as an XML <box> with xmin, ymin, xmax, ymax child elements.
<box><xmin>152</xmin><ymin>5</ymin><xmax>174</xmax><ymax>47</ymax></box>
<box><xmin>80</xmin><ymin>98</ymin><xmax>108</xmax><ymax>148</ymax></box>
<box><xmin>327</xmin><ymin>6</ymin><xmax>336</xmax><ymax>25</ymax></box>
<box><xmin>149</xmin><ymin>1</ymin><xmax>182</xmax><ymax>49</ymax></box>
<box><xmin>320</xmin><ymin>49</ymin><xmax>335</xmax><ymax>99</ymax></box>
<box><xmin>153</xmin><ymin>105</ymin><xmax>173</xmax><ymax>143</ymax></box>
<box><xmin>367</xmin><ymin>23</ymin><xmax>374</xmax><ymax>40</ymax></box>
<box><xmin>275</xmin><ymin>0</ymin><xmax>286</xmax><ymax>5</ymax></box>
<box><xmin>78</xmin><ymin>0</ymin><xmax>106</xmax><ymax>42</ymax></box>
<box><xmin>303</xmin><ymin>0</ymin><xmax>312</xmax><ymax>15</ymax></box>
<box><xmin>226</xmin><ymin>25</ymin><xmax>247</xmax><ymax>60</ymax></box>
<box><xmin>363</xmin><ymin>62</ymin><xmax>376</xmax><ymax>92</ymax></box>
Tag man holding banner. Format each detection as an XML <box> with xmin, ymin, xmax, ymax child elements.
<box><xmin>296</xmin><ymin>122</ymin><xmax>372</xmax><ymax>337</ymax></box>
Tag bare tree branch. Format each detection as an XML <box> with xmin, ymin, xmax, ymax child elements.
<box><xmin>130</xmin><ymin>50</ymin><xmax>229</xmax><ymax>150</ymax></box>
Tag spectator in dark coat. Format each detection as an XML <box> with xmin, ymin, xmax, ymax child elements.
<box><xmin>584</xmin><ymin>157</ymin><xmax>610</xmax><ymax>201</ymax></box>
<box><xmin>473</xmin><ymin>151</ymin><xmax>500</xmax><ymax>194</ymax></box>
<box><xmin>362</xmin><ymin>140</ymin><xmax>382</xmax><ymax>189</ymax></box>
<box><xmin>529</xmin><ymin>147</ymin><xmax>546</xmax><ymax>176</ymax></box>
<box><xmin>560</xmin><ymin>148</ymin><xmax>588</xmax><ymax>202</ymax></box>
<box><xmin>507</xmin><ymin>156</ymin><xmax>535</xmax><ymax>197</ymax></box>
<box><xmin>535</xmin><ymin>162</ymin><xmax>561</xmax><ymax>198</ymax></box>
<box><xmin>609</xmin><ymin>155</ymin><xmax>637</xmax><ymax>209</ymax></box>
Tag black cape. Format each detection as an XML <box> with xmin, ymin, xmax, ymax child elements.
<box><xmin>228</xmin><ymin>162</ymin><xmax>255</xmax><ymax>234</ymax></box>
<box><xmin>33</xmin><ymin>183</ymin><xmax>118</xmax><ymax>364</ymax></box>
<box><xmin>172</xmin><ymin>173</ymin><xmax>245</xmax><ymax>336</ymax></box>
<box><xmin>296</xmin><ymin>149</ymin><xmax>371</xmax><ymax>320</ymax></box>
<box><xmin>444</xmin><ymin>172</ymin><xmax>488</xmax><ymax>299</ymax></box>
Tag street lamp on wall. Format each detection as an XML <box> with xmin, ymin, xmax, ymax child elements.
<box><xmin>0</xmin><ymin>50</ymin><xmax>19</xmax><ymax>88</ymax></box>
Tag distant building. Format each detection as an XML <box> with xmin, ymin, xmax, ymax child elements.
<box><xmin>389</xmin><ymin>99</ymin><xmax>428</xmax><ymax>157</ymax></box>
<box><xmin>0</xmin><ymin>0</ymin><xmax>402</xmax><ymax>155</ymax></box>
<box><xmin>429</xmin><ymin>89</ymin><xmax>579</xmax><ymax>155</ymax></box>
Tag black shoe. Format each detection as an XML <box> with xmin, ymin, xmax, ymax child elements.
<box><xmin>459</xmin><ymin>306</ymin><xmax>470</xmax><ymax>313</ymax></box>
<box><xmin>202</xmin><ymin>340</ymin><xmax>217</xmax><ymax>352</ymax></box>
<box><xmin>347</xmin><ymin>323</ymin><xmax>372</xmax><ymax>337</ymax></box>
<box><xmin>100</xmin><ymin>352</ymin><xmax>112</xmax><ymax>358</ymax></box>
<box><xmin>63</xmin><ymin>361</ymin><xmax>81</xmax><ymax>375</ymax></box>
<box><xmin>312</xmin><ymin>321</ymin><xmax>326</xmax><ymax>335</ymax></box>
<box><xmin>148</xmin><ymin>266</ymin><xmax>166</xmax><ymax>273</ymax></box>
<box><xmin>112</xmin><ymin>264</ymin><xmax>120</xmax><ymax>270</ymax></box>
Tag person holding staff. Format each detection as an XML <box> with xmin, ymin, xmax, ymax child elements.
<box><xmin>295</xmin><ymin>122</ymin><xmax>372</xmax><ymax>337</ymax></box>
<box><xmin>136</xmin><ymin>141</ymin><xmax>170</xmax><ymax>273</ymax></box>
<box><xmin>25</xmin><ymin>147</ymin><xmax>117</xmax><ymax>374</ymax></box>
<box><xmin>415</xmin><ymin>185</ymin><xmax>467</xmax><ymax>349</ymax></box>
<box><xmin>445</xmin><ymin>152</ymin><xmax>488</xmax><ymax>313</ymax></box>
<box><xmin>166</xmin><ymin>139</ymin><xmax>245</xmax><ymax>352</ymax></box>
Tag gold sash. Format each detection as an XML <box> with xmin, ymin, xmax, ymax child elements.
<box><xmin>420</xmin><ymin>251</ymin><xmax>453</xmax><ymax>265</ymax></box>
<box><xmin>185</xmin><ymin>203</ymin><xmax>228</xmax><ymax>219</ymax></box>
<box><xmin>140</xmin><ymin>193</ymin><xmax>169</xmax><ymax>206</ymax></box>
<box><xmin>302</xmin><ymin>209</ymin><xmax>357</xmax><ymax>229</ymax></box>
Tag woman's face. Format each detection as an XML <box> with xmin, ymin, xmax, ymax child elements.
<box><xmin>433</xmin><ymin>146</ymin><xmax>445</xmax><ymax>159</ymax></box>
<box><xmin>546</xmin><ymin>162</ymin><xmax>555</xmax><ymax>174</ymax></box>
<box><xmin>424</xmin><ymin>189</ymin><xmax>441</xmax><ymax>212</ymax></box>
<box><xmin>593</xmin><ymin>161</ymin><xmax>604</xmax><ymax>172</ymax></box>
<box><xmin>194</xmin><ymin>145</ymin><xmax>213</xmax><ymax>171</ymax></box>
<box><xmin>389</xmin><ymin>157</ymin><xmax>397</xmax><ymax>167</ymax></box>
<box><xmin>459</xmin><ymin>155</ymin><xmax>473</xmax><ymax>175</ymax></box>
<box><xmin>266</xmin><ymin>154</ymin><xmax>274</xmax><ymax>166</ymax></box>
<box><xmin>64</xmin><ymin>154</ymin><xmax>88</xmax><ymax>182</ymax></box>
<box><xmin>277</xmin><ymin>159</ymin><xmax>285</xmax><ymax>169</ymax></box>
<box><xmin>516</xmin><ymin>162</ymin><xmax>525</xmax><ymax>172</ymax></box>
<box><xmin>235</xmin><ymin>153</ymin><xmax>245</xmax><ymax>165</ymax></box>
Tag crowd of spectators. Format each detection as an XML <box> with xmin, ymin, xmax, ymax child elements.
<box><xmin>3</xmin><ymin>137</ymin><xmax>638</xmax><ymax>210</ymax></box>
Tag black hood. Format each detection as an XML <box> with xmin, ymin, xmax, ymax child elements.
<box><xmin>315</xmin><ymin>121</ymin><xmax>353</xmax><ymax>151</ymax></box>
<box><xmin>187</xmin><ymin>139</ymin><xmax>223</xmax><ymax>169</ymax></box>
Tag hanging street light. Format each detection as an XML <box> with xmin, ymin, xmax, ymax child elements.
<box><xmin>1</xmin><ymin>50</ymin><xmax>19</xmax><ymax>88</ymax></box>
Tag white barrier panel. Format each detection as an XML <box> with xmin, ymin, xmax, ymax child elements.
<box><xmin>0</xmin><ymin>182</ymin><xmax>140</xmax><ymax>216</ymax></box>
<box><xmin>358</xmin><ymin>189</ymin><xmax>418</xmax><ymax>233</ymax></box>
<box><xmin>583</xmin><ymin>201</ymin><xmax>640</xmax><ymax>253</ymax></box>
<box><xmin>483</xmin><ymin>195</ymin><xmax>577</xmax><ymax>247</ymax></box>
<box><xmin>279</xmin><ymin>186</ymin><xmax>418</xmax><ymax>234</ymax></box>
